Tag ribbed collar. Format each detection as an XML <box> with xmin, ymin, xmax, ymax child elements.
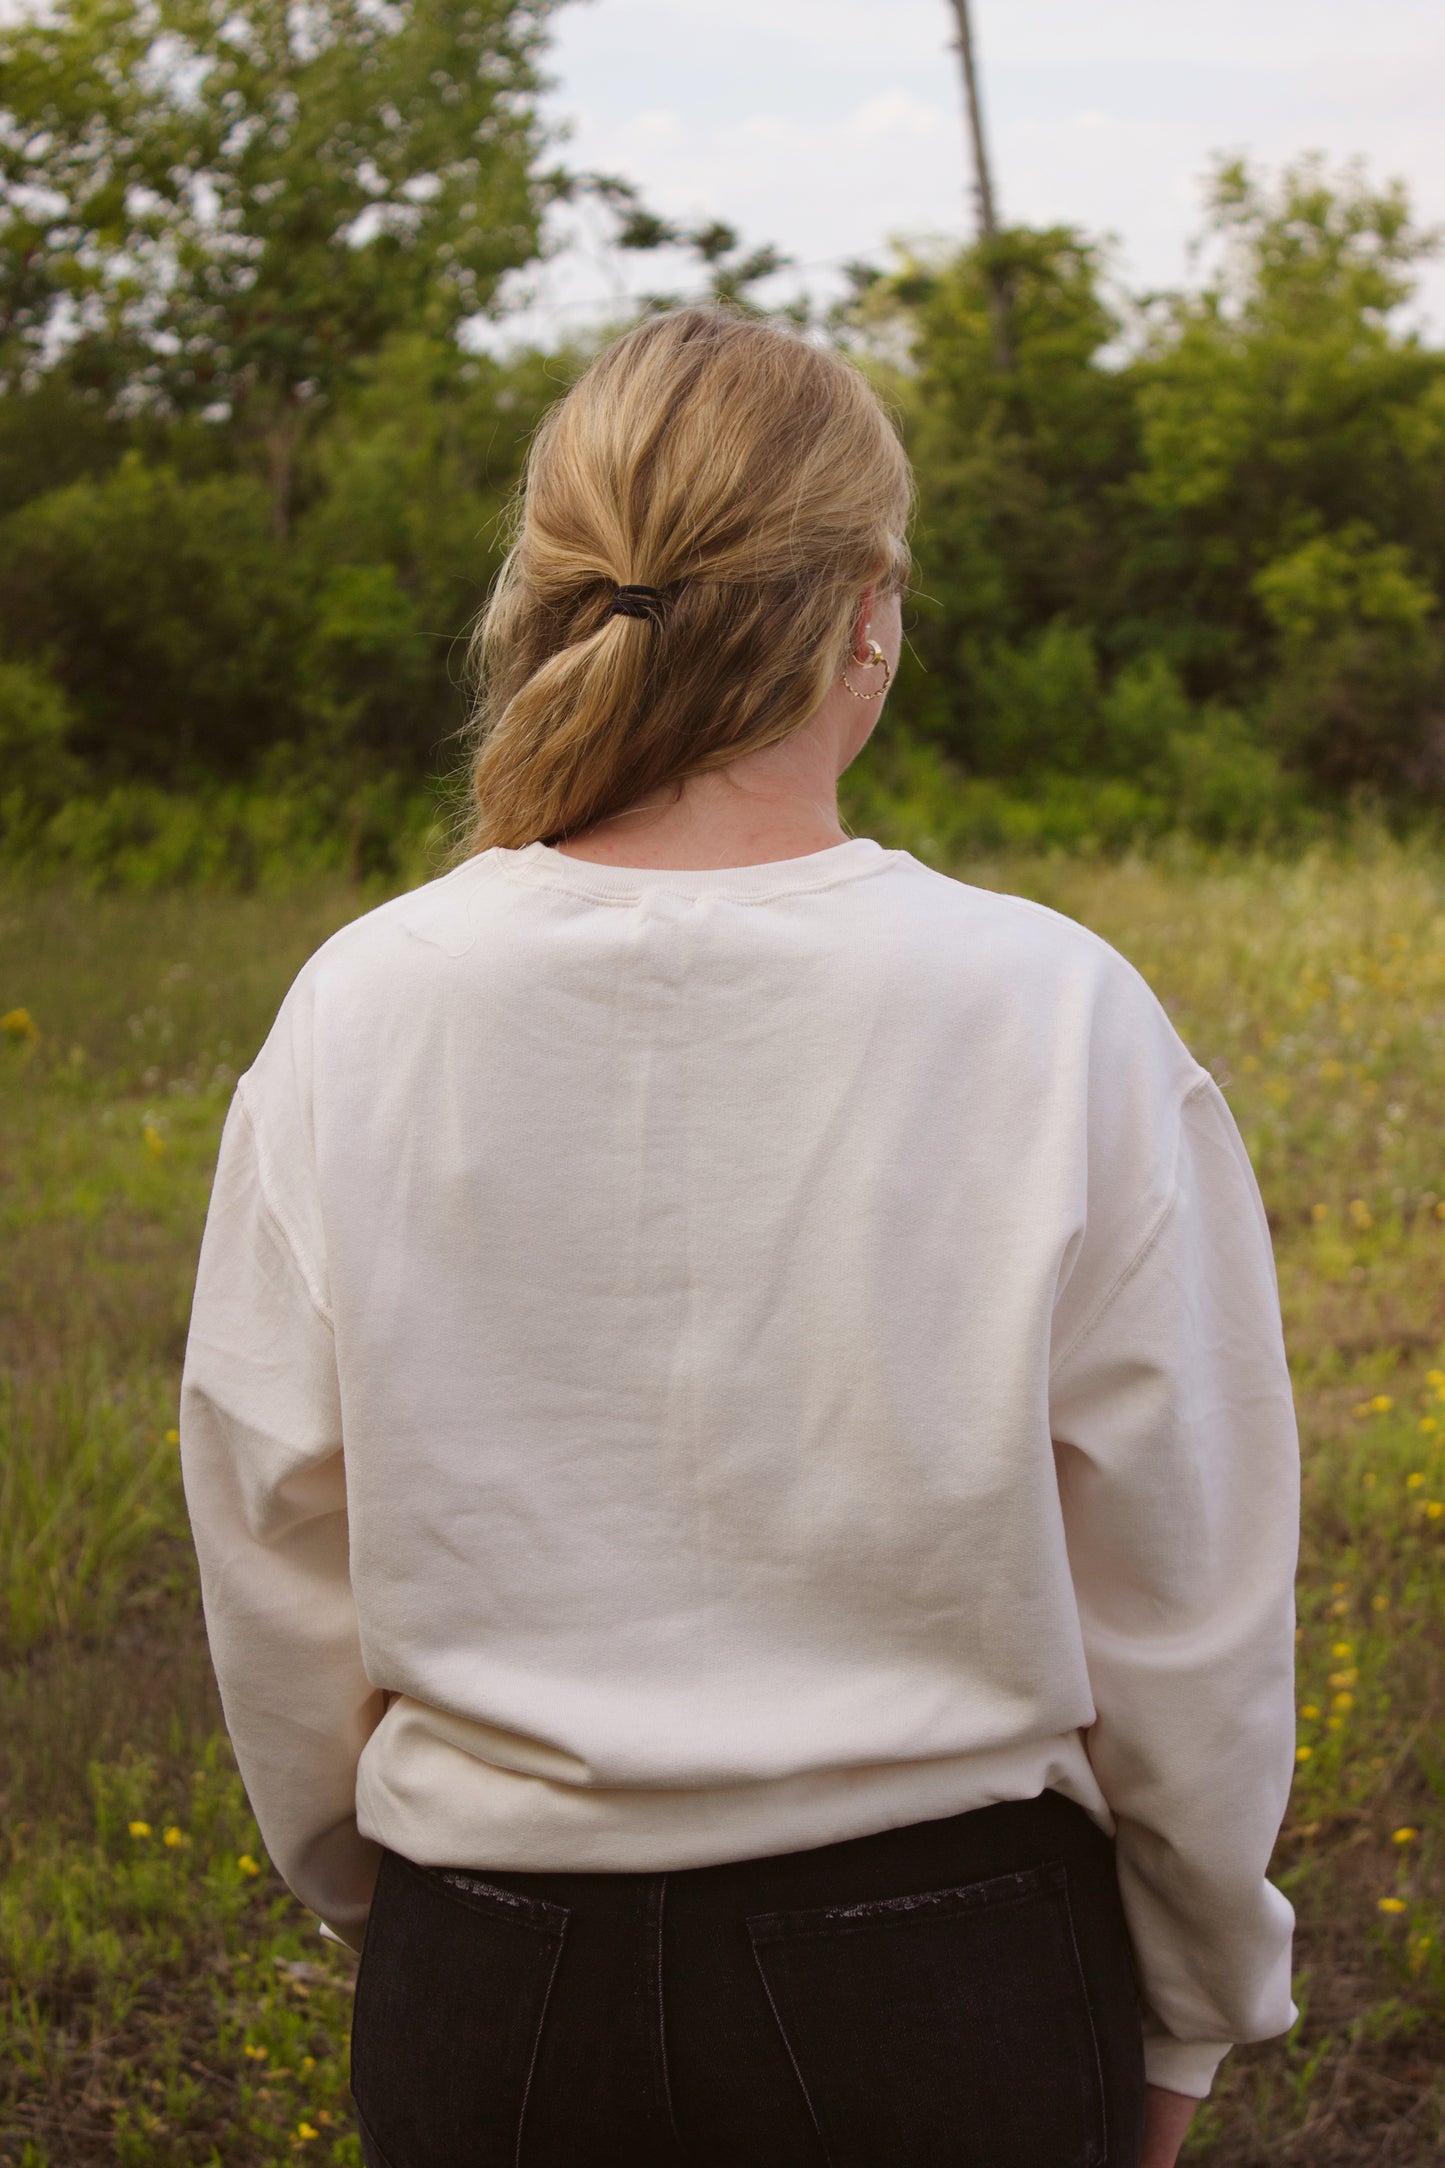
<box><xmin>494</xmin><ymin>836</ymin><xmax>897</xmax><ymax>903</ymax></box>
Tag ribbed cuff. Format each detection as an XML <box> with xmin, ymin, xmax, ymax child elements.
<box><xmin>1143</xmin><ymin>2035</ymin><xmax>1233</xmax><ymax>2098</ymax></box>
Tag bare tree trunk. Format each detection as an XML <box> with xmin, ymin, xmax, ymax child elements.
<box><xmin>947</xmin><ymin>0</ymin><xmax>1013</xmax><ymax>372</ymax></box>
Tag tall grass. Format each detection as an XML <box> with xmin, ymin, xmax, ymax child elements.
<box><xmin>1</xmin><ymin>830</ymin><xmax>1442</xmax><ymax>2163</ymax></box>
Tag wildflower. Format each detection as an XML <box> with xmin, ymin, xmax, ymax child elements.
<box><xmin>1328</xmin><ymin>1599</ymin><xmax>1349</xmax><ymax>1617</ymax></box>
<box><xmin>1378</xmin><ymin>1897</ymin><xmax>1407</xmax><ymax>1915</ymax></box>
<box><xmin>1328</xmin><ymin>1669</ymin><xmax>1358</xmax><ymax>1688</ymax></box>
<box><xmin>1370</xmin><ymin>1395</ymin><xmax>1393</xmax><ymax>1413</ymax></box>
<box><xmin>2</xmin><ymin>1007</ymin><xmax>39</xmax><ymax>1042</ymax></box>
<box><xmin>1352</xmin><ymin>1403</ymin><xmax>1373</xmax><ymax>1418</ymax></box>
<box><xmin>1299</xmin><ymin>1704</ymin><xmax>1320</xmax><ymax>1720</ymax></box>
<box><xmin>244</xmin><ymin>2045</ymin><xmax>268</xmax><ymax>2061</ymax></box>
<box><xmin>1427</xmin><ymin>1369</ymin><xmax>1445</xmax><ymax>1388</ymax></box>
<box><xmin>1310</xmin><ymin>1201</ymin><xmax>1329</xmax><ymax>1220</ymax></box>
<box><xmin>162</xmin><ymin>1826</ymin><xmax>186</xmax><ymax>1848</ymax></box>
<box><xmin>143</xmin><ymin>1123</ymin><xmax>166</xmax><ymax>1159</ymax></box>
<box><xmin>1408</xmin><ymin>1934</ymin><xmax>1433</xmax><ymax>1974</ymax></box>
<box><xmin>1331</xmin><ymin>1580</ymin><xmax>1349</xmax><ymax>1594</ymax></box>
<box><xmin>1372</xmin><ymin>1595</ymin><xmax>1389</xmax><ymax>1611</ymax></box>
<box><xmin>1406</xmin><ymin>1472</ymin><xmax>1426</xmax><ymax>1489</ymax></box>
<box><xmin>237</xmin><ymin>1854</ymin><xmax>261</xmax><ymax>1877</ymax></box>
<box><xmin>1436</xmin><ymin>1201</ymin><xmax>1445</xmax><ymax>1220</ymax></box>
<box><xmin>1392</xmin><ymin>1827</ymin><xmax>1418</xmax><ymax>1845</ymax></box>
<box><xmin>1327</xmin><ymin>1717</ymin><xmax>1343</xmax><ymax>1732</ymax></box>
<box><xmin>1363</xmin><ymin>1471</ymin><xmax>1376</xmax><ymax>1486</ymax></box>
<box><xmin>296</xmin><ymin>2124</ymin><xmax>319</xmax><ymax>2143</ymax></box>
<box><xmin>300</xmin><ymin>2056</ymin><xmax>316</xmax><ymax>2072</ymax></box>
<box><xmin>165</xmin><ymin>1427</ymin><xmax>179</xmax><ymax>1445</ymax></box>
<box><xmin>1332</xmin><ymin>1692</ymin><xmax>1355</xmax><ymax>1712</ymax></box>
<box><xmin>128</xmin><ymin>1821</ymin><xmax>152</xmax><ymax>1839</ymax></box>
<box><xmin>1332</xmin><ymin>1641</ymin><xmax>1353</xmax><ymax>1658</ymax></box>
<box><xmin>1426</xmin><ymin>1500</ymin><xmax>1444</xmax><ymax>1520</ymax></box>
<box><xmin>1295</xmin><ymin>1746</ymin><xmax>1312</xmax><ymax>1762</ymax></box>
<box><xmin>1421</xmin><ymin>1418</ymin><xmax>1439</xmax><ymax>1435</ymax></box>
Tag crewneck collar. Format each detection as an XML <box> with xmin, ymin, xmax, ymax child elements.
<box><xmin>494</xmin><ymin>836</ymin><xmax>897</xmax><ymax>903</ymax></box>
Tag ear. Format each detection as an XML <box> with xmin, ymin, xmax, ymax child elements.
<box><xmin>850</xmin><ymin>585</ymin><xmax>879</xmax><ymax>661</ymax></box>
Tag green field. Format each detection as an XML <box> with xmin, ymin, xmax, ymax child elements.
<box><xmin>2</xmin><ymin>838</ymin><xmax>1443</xmax><ymax>2165</ymax></box>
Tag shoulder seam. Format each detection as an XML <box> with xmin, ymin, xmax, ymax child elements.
<box><xmin>1049</xmin><ymin>1072</ymin><xmax>1213</xmax><ymax>1380</ymax></box>
<box><xmin>233</xmin><ymin>1080</ymin><xmax>334</xmax><ymax>1334</ymax></box>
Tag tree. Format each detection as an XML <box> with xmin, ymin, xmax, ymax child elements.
<box><xmin>0</xmin><ymin>0</ymin><xmax>567</xmax><ymax>533</ymax></box>
<box><xmin>944</xmin><ymin>0</ymin><xmax>1011</xmax><ymax>372</ymax></box>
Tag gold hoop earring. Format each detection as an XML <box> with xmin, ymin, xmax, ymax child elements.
<box><xmin>841</xmin><ymin>638</ymin><xmax>892</xmax><ymax>701</ymax></box>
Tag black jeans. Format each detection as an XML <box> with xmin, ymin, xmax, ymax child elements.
<box><xmin>350</xmin><ymin>1787</ymin><xmax>1147</xmax><ymax>2167</ymax></box>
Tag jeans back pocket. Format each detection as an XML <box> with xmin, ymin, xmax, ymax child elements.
<box><xmin>351</xmin><ymin>1850</ymin><xmax>568</xmax><ymax>2168</ymax></box>
<box><xmin>747</xmin><ymin>1856</ymin><xmax>1107</xmax><ymax>2168</ymax></box>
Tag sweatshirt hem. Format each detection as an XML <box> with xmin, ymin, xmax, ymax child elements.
<box><xmin>352</xmin><ymin>1718</ymin><xmax>1116</xmax><ymax>1877</ymax></box>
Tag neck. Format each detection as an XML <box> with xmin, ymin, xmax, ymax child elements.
<box><xmin>552</xmin><ymin>702</ymin><xmax>867</xmax><ymax>872</ymax></box>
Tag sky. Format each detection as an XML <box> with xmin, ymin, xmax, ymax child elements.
<box><xmin>482</xmin><ymin>0</ymin><xmax>1445</xmax><ymax>347</ymax></box>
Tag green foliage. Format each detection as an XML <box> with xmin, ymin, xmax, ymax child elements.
<box><xmin>1</xmin><ymin>1741</ymin><xmax>365</xmax><ymax>2165</ymax></box>
<box><xmin>856</xmin><ymin>154</ymin><xmax>1445</xmax><ymax>812</ymax></box>
<box><xmin>0</xmin><ymin>454</ymin><xmax>305</xmax><ymax>782</ymax></box>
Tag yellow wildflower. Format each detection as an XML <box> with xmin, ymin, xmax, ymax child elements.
<box><xmin>1436</xmin><ymin>1201</ymin><xmax>1445</xmax><ymax>1220</ymax></box>
<box><xmin>128</xmin><ymin>1821</ymin><xmax>152</xmax><ymax>1839</ymax></box>
<box><xmin>1</xmin><ymin>1007</ymin><xmax>39</xmax><ymax>1042</ymax></box>
<box><xmin>1392</xmin><ymin>1827</ymin><xmax>1418</xmax><ymax>1844</ymax></box>
<box><xmin>1427</xmin><ymin>1369</ymin><xmax>1445</xmax><ymax>1387</ymax></box>
<box><xmin>1421</xmin><ymin>1418</ymin><xmax>1439</xmax><ymax>1435</ymax></box>
<box><xmin>1295</xmin><ymin>1746</ymin><xmax>1312</xmax><ymax>1762</ymax></box>
<box><xmin>296</xmin><ymin>2124</ymin><xmax>319</xmax><ymax>2143</ymax></box>
<box><xmin>162</xmin><ymin>1826</ymin><xmax>185</xmax><ymax>1848</ymax></box>
<box><xmin>1332</xmin><ymin>1692</ymin><xmax>1355</xmax><ymax>1712</ymax></box>
<box><xmin>1328</xmin><ymin>1669</ymin><xmax>1358</xmax><ymax>1688</ymax></box>
<box><xmin>1327</xmin><ymin>1717</ymin><xmax>1343</xmax><ymax>1732</ymax></box>
<box><xmin>1426</xmin><ymin>1500</ymin><xmax>1444</xmax><ymax>1520</ymax></box>
<box><xmin>1406</xmin><ymin>1473</ymin><xmax>1425</xmax><ymax>1488</ymax></box>
<box><xmin>1332</xmin><ymin>1641</ymin><xmax>1353</xmax><ymax>1658</ymax></box>
<box><xmin>244</xmin><ymin>2045</ymin><xmax>268</xmax><ymax>2061</ymax></box>
<box><xmin>1378</xmin><ymin>1897</ymin><xmax>1407</xmax><ymax>1915</ymax></box>
<box><xmin>1370</xmin><ymin>1394</ymin><xmax>1393</xmax><ymax>1413</ymax></box>
<box><xmin>1299</xmin><ymin>1704</ymin><xmax>1320</xmax><ymax>1720</ymax></box>
<box><xmin>1372</xmin><ymin>1595</ymin><xmax>1389</xmax><ymax>1611</ymax></box>
<box><xmin>143</xmin><ymin>1123</ymin><xmax>166</xmax><ymax>1158</ymax></box>
<box><xmin>1331</xmin><ymin>1580</ymin><xmax>1349</xmax><ymax>1594</ymax></box>
<box><xmin>1310</xmin><ymin>1201</ymin><xmax>1329</xmax><ymax>1220</ymax></box>
<box><xmin>237</xmin><ymin>1854</ymin><xmax>261</xmax><ymax>1877</ymax></box>
<box><xmin>165</xmin><ymin>1426</ymin><xmax>180</xmax><ymax>1444</ymax></box>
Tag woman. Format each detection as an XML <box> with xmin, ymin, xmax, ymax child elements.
<box><xmin>180</xmin><ymin>306</ymin><xmax>1300</xmax><ymax>2168</ymax></box>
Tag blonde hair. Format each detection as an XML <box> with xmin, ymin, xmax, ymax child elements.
<box><xmin>460</xmin><ymin>306</ymin><xmax>914</xmax><ymax>853</ymax></box>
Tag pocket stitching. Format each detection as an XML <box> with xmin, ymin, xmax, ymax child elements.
<box><xmin>393</xmin><ymin>1851</ymin><xmax>569</xmax><ymax>1933</ymax></box>
<box><xmin>747</xmin><ymin>1934</ymin><xmax>834</xmax><ymax>2168</ymax></box>
<box><xmin>514</xmin><ymin>1915</ymin><xmax>567</xmax><ymax>2168</ymax></box>
<box><xmin>1057</xmin><ymin>1868</ymin><xmax>1109</xmax><ymax>2168</ymax></box>
<box><xmin>747</xmin><ymin>1857</ymin><xmax>1069</xmax><ymax>1947</ymax></box>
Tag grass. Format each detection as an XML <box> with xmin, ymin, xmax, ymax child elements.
<box><xmin>1</xmin><ymin>831</ymin><xmax>1443</xmax><ymax>2164</ymax></box>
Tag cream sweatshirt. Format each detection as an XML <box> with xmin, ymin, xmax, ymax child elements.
<box><xmin>179</xmin><ymin>835</ymin><xmax>1300</xmax><ymax>2100</ymax></box>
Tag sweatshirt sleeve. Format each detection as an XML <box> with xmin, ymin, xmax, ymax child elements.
<box><xmin>1049</xmin><ymin>1073</ymin><xmax>1301</xmax><ymax>2099</ymax></box>
<box><xmin>179</xmin><ymin>1080</ymin><xmax>385</xmax><ymax>1951</ymax></box>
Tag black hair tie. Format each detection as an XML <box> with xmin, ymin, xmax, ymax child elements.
<box><xmin>605</xmin><ymin>583</ymin><xmax>670</xmax><ymax>623</ymax></box>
